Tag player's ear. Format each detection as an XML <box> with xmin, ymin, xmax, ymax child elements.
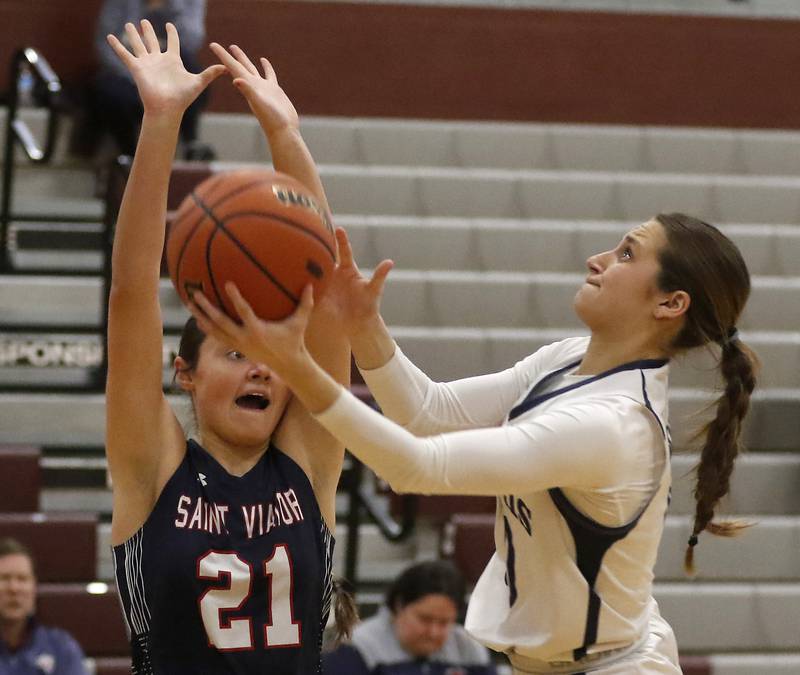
<box><xmin>654</xmin><ymin>289</ymin><xmax>690</xmax><ymax>320</ymax></box>
<box><xmin>174</xmin><ymin>356</ymin><xmax>195</xmax><ymax>392</ymax></box>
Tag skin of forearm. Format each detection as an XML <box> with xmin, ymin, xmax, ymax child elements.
<box><xmin>111</xmin><ymin>113</ymin><xmax>181</xmax><ymax>290</ymax></box>
<box><xmin>277</xmin><ymin>348</ymin><xmax>343</xmax><ymax>415</ymax></box>
<box><xmin>349</xmin><ymin>314</ymin><xmax>396</xmax><ymax>370</ymax></box>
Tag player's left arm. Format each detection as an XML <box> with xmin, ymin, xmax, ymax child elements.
<box><xmin>210</xmin><ymin>44</ymin><xmax>348</xmax><ymax>527</ymax></box>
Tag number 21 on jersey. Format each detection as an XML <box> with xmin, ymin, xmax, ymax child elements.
<box><xmin>198</xmin><ymin>546</ymin><xmax>301</xmax><ymax>650</ymax></box>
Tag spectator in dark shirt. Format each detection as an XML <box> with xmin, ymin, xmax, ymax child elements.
<box><xmin>0</xmin><ymin>538</ymin><xmax>88</xmax><ymax>675</ymax></box>
<box><xmin>88</xmin><ymin>0</ymin><xmax>213</xmax><ymax>160</ymax></box>
<box><xmin>324</xmin><ymin>561</ymin><xmax>498</xmax><ymax>675</ymax></box>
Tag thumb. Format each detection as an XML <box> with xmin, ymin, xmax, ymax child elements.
<box><xmin>368</xmin><ymin>259</ymin><xmax>394</xmax><ymax>293</ymax></box>
<box><xmin>292</xmin><ymin>284</ymin><xmax>315</xmax><ymax>324</ymax></box>
<box><xmin>198</xmin><ymin>64</ymin><xmax>227</xmax><ymax>88</ymax></box>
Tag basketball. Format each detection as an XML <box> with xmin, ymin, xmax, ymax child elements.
<box><xmin>166</xmin><ymin>169</ymin><xmax>336</xmax><ymax>322</ymax></box>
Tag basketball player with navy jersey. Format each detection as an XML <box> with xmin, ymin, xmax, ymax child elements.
<box><xmin>191</xmin><ymin>213</ymin><xmax>758</xmax><ymax>674</ymax></box>
<box><xmin>104</xmin><ymin>22</ymin><xmax>351</xmax><ymax>673</ymax></box>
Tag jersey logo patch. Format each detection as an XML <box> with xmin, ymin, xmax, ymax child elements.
<box><xmin>198</xmin><ymin>472</ymin><xmax>208</xmax><ymax>486</ymax></box>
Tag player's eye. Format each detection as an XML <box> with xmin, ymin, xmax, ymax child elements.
<box><xmin>226</xmin><ymin>350</ymin><xmax>245</xmax><ymax>361</ymax></box>
<box><xmin>620</xmin><ymin>247</ymin><xmax>633</xmax><ymax>261</ymax></box>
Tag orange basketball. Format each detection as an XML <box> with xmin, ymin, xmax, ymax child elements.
<box><xmin>166</xmin><ymin>169</ymin><xmax>336</xmax><ymax>322</ymax></box>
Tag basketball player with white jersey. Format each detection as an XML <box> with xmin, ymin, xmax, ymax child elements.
<box><xmin>104</xmin><ymin>21</ymin><xmax>354</xmax><ymax>673</ymax></box>
<box><xmin>190</xmin><ymin>214</ymin><xmax>758</xmax><ymax>674</ymax></box>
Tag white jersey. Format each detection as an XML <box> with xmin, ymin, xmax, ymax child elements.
<box><xmin>463</xmin><ymin>338</ymin><xmax>671</xmax><ymax>668</ymax></box>
<box><xmin>315</xmin><ymin>336</ymin><xmax>674</xmax><ymax>671</ymax></box>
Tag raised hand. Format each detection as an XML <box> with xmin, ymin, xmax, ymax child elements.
<box><xmin>190</xmin><ymin>282</ymin><xmax>314</xmax><ymax>374</ymax></box>
<box><xmin>107</xmin><ymin>21</ymin><xmax>225</xmax><ymax>118</ymax></box>
<box><xmin>324</xmin><ymin>227</ymin><xmax>394</xmax><ymax>335</ymax></box>
<box><xmin>209</xmin><ymin>43</ymin><xmax>299</xmax><ymax>136</ymax></box>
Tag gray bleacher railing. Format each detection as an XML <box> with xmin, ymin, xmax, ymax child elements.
<box><xmin>1</xmin><ymin>47</ymin><xmax>62</xmax><ymax>273</ymax></box>
<box><xmin>343</xmin><ymin>448</ymin><xmax>417</xmax><ymax>587</ymax></box>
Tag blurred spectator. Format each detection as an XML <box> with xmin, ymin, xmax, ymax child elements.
<box><xmin>0</xmin><ymin>538</ymin><xmax>88</xmax><ymax>675</ymax></box>
<box><xmin>324</xmin><ymin>561</ymin><xmax>497</xmax><ymax>675</ymax></box>
<box><xmin>75</xmin><ymin>0</ymin><xmax>214</xmax><ymax>161</ymax></box>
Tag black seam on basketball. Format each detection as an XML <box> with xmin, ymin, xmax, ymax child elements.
<box><xmin>173</xmin><ymin>193</ymin><xmax>214</xmax><ymax>284</ymax></box>
<box><xmin>205</xmin><ymin>227</ymin><xmax>227</xmax><ymax>312</ymax></box>
<box><xmin>199</xmin><ymin>175</ymin><xmax>334</xmax><ymax>260</ymax></box>
<box><xmin>193</xmin><ymin>195</ymin><xmax>300</xmax><ymax>305</ymax></box>
<box><xmin>219</xmin><ymin>210</ymin><xmax>336</xmax><ymax>261</ymax></box>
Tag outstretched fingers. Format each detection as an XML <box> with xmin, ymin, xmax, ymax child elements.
<box><xmin>369</xmin><ymin>259</ymin><xmax>394</xmax><ymax>293</ymax></box>
<box><xmin>229</xmin><ymin>45</ymin><xmax>260</xmax><ymax>76</ymax></box>
<box><xmin>222</xmin><ymin>282</ymin><xmax>260</xmax><ymax>327</ymax></box>
<box><xmin>124</xmin><ymin>22</ymin><xmax>148</xmax><ymax>57</ymax></box>
<box><xmin>165</xmin><ymin>22</ymin><xmax>181</xmax><ymax>54</ymax></box>
<box><xmin>260</xmin><ymin>57</ymin><xmax>277</xmax><ymax>81</ymax></box>
<box><xmin>139</xmin><ymin>19</ymin><xmax>161</xmax><ymax>53</ymax></box>
<box><xmin>106</xmin><ymin>33</ymin><xmax>135</xmax><ymax>67</ymax></box>
<box><xmin>189</xmin><ymin>291</ymin><xmax>239</xmax><ymax>341</ymax></box>
<box><xmin>209</xmin><ymin>42</ymin><xmax>255</xmax><ymax>80</ymax></box>
<box><xmin>335</xmin><ymin>228</ymin><xmax>357</xmax><ymax>271</ymax></box>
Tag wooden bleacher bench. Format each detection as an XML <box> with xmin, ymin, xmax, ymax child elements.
<box><xmin>37</xmin><ymin>583</ymin><xmax>129</xmax><ymax>657</ymax></box>
<box><xmin>91</xmin><ymin>657</ymin><xmax>133</xmax><ymax>675</ymax></box>
<box><xmin>440</xmin><ymin>512</ymin><xmax>495</xmax><ymax>586</ymax></box>
<box><xmin>0</xmin><ymin>512</ymin><xmax>97</xmax><ymax>582</ymax></box>
<box><xmin>0</xmin><ymin>446</ymin><xmax>41</xmax><ymax>512</ymax></box>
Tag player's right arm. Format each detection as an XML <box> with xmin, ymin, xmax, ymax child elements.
<box><xmin>330</xmin><ymin>229</ymin><xmax>548</xmax><ymax>433</ymax></box>
<box><xmin>104</xmin><ymin>21</ymin><xmax>224</xmax><ymax>543</ymax></box>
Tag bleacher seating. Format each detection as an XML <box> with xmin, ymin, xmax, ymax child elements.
<box><xmin>2</xmin><ymin>111</ymin><xmax>799</xmax><ymax>673</ymax></box>
<box><xmin>0</xmin><ymin>446</ymin><xmax>40</xmax><ymax>511</ymax></box>
<box><xmin>37</xmin><ymin>583</ymin><xmax>129</xmax><ymax>656</ymax></box>
<box><xmin>0</xmin><ymin>512</ymin><xmax>97</xmax><ymax>582</ymax></box>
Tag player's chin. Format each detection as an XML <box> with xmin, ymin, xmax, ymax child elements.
<box><xmin>572</xmin><ymin>287</ymin><xmax>595</xmax><ymax>322</ymax></box>
<box><xmin>228</xmin><ymin>410</ymin><xmax>280</xmax><ymax>441</ymax></box>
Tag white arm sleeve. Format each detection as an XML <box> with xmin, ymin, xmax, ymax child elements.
<box><xmin>315</xmin><ymin>387</ymin><xmax>640</xmax><ymax>496</ymax></box>
<box><xmin>359</xmin><ymin>344</ymin><xmax>557</xmax><ymax>434</ymax></box>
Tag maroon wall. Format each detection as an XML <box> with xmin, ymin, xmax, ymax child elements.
<box><xmin>2</xmin><ymin>1</ymin><xmax>800</xmax><ymax>128</ymax></box>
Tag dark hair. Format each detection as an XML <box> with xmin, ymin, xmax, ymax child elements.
<box><xmin>329</xmin><ymin>578</ymin><xmax>359</xmax><ymax>644</ymax></box>
<box><xmin>176</xmin><ymin>316</ymin><xmax>207</xmax><ymax>373</ymax></box>
<box><xmin>385</xmin><ymin>560</ymin><xmax>466</xmax><ymax>617</ymax></box>
<box><xmin>0</xmin><ymin>537</ymin><xmax>35</xmax><ymax>576</ymax></box>
<box><xmin>655</xmin><ymin>213</ymin><xmax>759</xmax><ymax>575</ymax></box>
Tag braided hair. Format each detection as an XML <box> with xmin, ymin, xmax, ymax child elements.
<box><xmin>655</xmin><ymin>213</ymin><xmax>759</xmax><ymax>575</ymax></box>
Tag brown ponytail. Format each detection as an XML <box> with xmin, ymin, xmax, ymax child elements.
<box><xmin>683</xmin><ymin>336</ymin><xmax>759</xmax><ymax>574</ymax></box>
<box><xmin>330</xmin><ymin>577</ymin><xmax>359</xmax><ymax>644</ymax></box>
<box><xmin>654</xmin><ymin>213</ymin><xmax>758</xmax><ymax>575</ymax></box>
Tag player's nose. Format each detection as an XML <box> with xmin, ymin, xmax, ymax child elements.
<box><xmin>586</xmin><ymin>251</ymin><xmax>608</xmax><ymax>274</ymax></box>
<box><xmin>247</xmin><ymin>362</ymin><xmax>271</xmax><ymax>380</ymax></box>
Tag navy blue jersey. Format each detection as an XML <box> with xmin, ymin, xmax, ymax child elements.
<box><xmin>112</xmin><ymin>440</ymin><xmax>334</xmax><ymax>674</ymax></box>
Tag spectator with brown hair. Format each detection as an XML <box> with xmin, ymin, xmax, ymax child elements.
<box><xmin>324</xmin><ymin>560</ymin><xmax>497</xmax><ymax>675</ymax></box>
<box><xmin>0</xmin><ymin>538</ymin><xmax>88</xmax><ymax>675</ymax></box>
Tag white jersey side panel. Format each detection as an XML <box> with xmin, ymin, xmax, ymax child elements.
<box><xmin>464</xmin><ymin>337</ymin><xmax>672</xmax><ymax>665</ymax></box>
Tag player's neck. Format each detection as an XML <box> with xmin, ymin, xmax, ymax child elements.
<box><xmin>577</xmin><ymin>332</ymin><xmax>667</xmax><ymax>376</ymax></box>
<box><xmin>199</xmin><ymin>433</ymin><xmax>269</xmax><ymax>477</ymax></box>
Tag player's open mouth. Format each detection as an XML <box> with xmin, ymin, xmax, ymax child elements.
<box><xmin>235</xmin><ymin>394</ymin><xmax>270</xmax><ymax>410</ymax></box>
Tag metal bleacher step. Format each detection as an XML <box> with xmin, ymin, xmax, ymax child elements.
<box><xmin>199</xmin><ymin>114</ymin><xmax>800</xmax><ymax>178</ymax></box>
<box><xmin>2</xmin><ymin>272</ymin><xmax>799</xmax><ymax>333</ymax></box>
<box><xmin>198</xmin><ymin>161</ymin><xmax>800</xmax><ymax>226</ymax></box>
<box><xmin>341</xmin><ymin>215</ymin><xmax>800</xmax><ymax>278</ymax></box>
<box><xmin>2</xmin><ymin>325</ymin><xmax>799</xmax><ymax>392</ymax></box>
<box><xmin>655</xmin><ymin>582</ymin><xmax>800</xmax><ymax>653</ymax></box>
<box><xmin>1</xmin><ymin>387</ymin><xmax>799</xmax><ymax>450</ymax></box>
